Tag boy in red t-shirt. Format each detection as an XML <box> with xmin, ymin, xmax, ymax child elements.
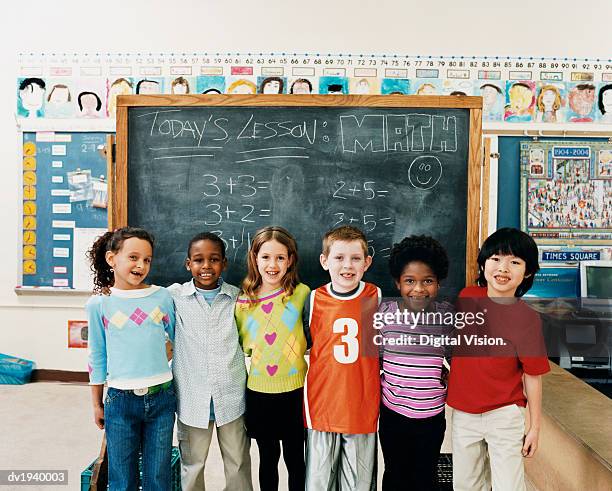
<box><xmin>447</xmin><ymin>228</ymin><xmax>550</xmax><ymax>491</ymax></box>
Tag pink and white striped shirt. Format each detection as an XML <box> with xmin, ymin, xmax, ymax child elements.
<box><xmin>379</xmin><ymin>300</ymin><xmax>455</xmax><ymax>419</ymax></box>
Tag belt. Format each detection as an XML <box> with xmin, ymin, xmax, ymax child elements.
<box><xmin>133</xmin><ymin>380</ymin><xmax>172</xmax><ymax>396</ymax></box>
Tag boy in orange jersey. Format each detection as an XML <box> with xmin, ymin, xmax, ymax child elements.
<box><xmin>304</xmin><ymin>226</ymin><xmax>381</xmax><ymax>491</ymax></box>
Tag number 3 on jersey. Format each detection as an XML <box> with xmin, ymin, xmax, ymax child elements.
<box><xmin>333</xmin><ymin>318</ymin><xmax>359</xmax><ymax>364</ymax></box>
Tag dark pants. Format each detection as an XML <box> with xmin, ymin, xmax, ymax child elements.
<box><xmin>379</xmin><ymin>404</ymin><xmax>446</xmax><ymax>491</ymax></box>
<box><xmin>256</xmin><ymin>434</ymin><xmax>305</xmax><ymax>491</ymax></box>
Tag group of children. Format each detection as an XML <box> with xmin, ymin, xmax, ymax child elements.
<box><xmin>87</xmin><ymin>224</ymin><xmax>550</xmax><ymax>491</ymax></box>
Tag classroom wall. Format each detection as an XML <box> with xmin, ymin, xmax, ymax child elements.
<box><xmin>2</xmin><ymin>0</ymin><xmax>611</xmax><ymax>370</ymax></box>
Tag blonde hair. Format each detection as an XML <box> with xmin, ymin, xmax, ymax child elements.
<box><xmin>537</xmin><ymin>85</ymin><xmax>562</xmax><ymax>112</ymax></box>
<box><xmin>241</xmin><ymin>226</ymin><xmax>300</xmax><ymax>304</ymax></box>
<box><xmin>227</xmin><ymin>79</ymin><xmax>257</xmax><ymax>94</ymax></box>
<box><xmin>322</xmin><ymin>226</ymin><xmax>368</xmax><ymax>257</ymax></box>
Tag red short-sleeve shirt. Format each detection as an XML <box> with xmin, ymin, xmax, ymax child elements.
<box><xmin>446</xmin><ymin>286</ymin><xmax>550</xmax><ymax>414</ymax></box>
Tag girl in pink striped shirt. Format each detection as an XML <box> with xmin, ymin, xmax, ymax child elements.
<box><xmin>378</xmin><ymin>235</ymin><xmax>454</xmax><ymax>491</ymax></box>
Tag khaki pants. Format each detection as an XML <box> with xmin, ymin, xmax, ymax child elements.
<box><xmin>177</xmin><ymin>417</ymin><xmax>252</xmax><ymax>491</ymax></box>
<box><xmin>451</xmin><ymin>405</ymin><xmax>526</xmax><ymax>491</ymax></box>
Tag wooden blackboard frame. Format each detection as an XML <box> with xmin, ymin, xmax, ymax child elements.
<box><xmin>114</xmin><ymin>94</ymin><xmax>483</xmax><ymax>286</ymax></box>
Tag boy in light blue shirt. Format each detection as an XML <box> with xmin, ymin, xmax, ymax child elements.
<box><xmin>168</xmin><ymin>232</ymin><xmax>252</xmax><ymax>491</ymax></box>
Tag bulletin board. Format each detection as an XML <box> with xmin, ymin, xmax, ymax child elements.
<box><xmin>19</xmin><ymin>132</ymin><xmax>110</xmax><ymax>290</ymax></box>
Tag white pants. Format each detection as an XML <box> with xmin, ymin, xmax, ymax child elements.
<box><xmin>305</xmin><ymin>429</ymin><xmax>376</xmax><ymax>491</ymax></box>
<box><xmin>177</xmin><ymin>417</ymin><xmax>252</xmax><ymax>491</ymax></box>
<box><xmin>451</xmin><ymin>405</ymin><xmax>526</xmax><ymax>491</ymax></box>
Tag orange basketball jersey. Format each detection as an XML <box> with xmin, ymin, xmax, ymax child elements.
<box><xmin>304</xmin><ymin>282</ymin><xmax>381</xmax><ymax>434</ymax></box>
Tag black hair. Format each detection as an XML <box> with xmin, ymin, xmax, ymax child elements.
<box><xmin>78</xmin><ymin>91</ymin><xmax>102</xmax><ymax>111</ymax></box>
<box><xmin>480</xmin><ymin>83</ymin><xmax>502</xmax><ymax>94</ymax></box>
<box><xmin>598</xmin><ymin>84</ymin><xmax>612</xmax><ymax>115</ymax></box>
<box><xmin>259</xmin><ymin>76</ymin><xmax>284</xmax><ymax>94</ymax></box>
<box><xmin>19</xmin><ymin>78</ymin><xmax>45</xmax><ymax>91</ymax></box>
<box><xmin>476</xmin><ymin>227</ymin><xmax>540</xmax><ymax>297</ymax></box>
<box><xmin>389</xmin><ymin>235</ymin><xmax>449</xmax><ymax>282</ymax></box>
<box><xmin>290</xmin><ymin>78</ymin><xmax>313</xmax><ymax>94</ymax></box>
<box><xmin>202</xmin><ymin>88</ymin><xmax>222</xmax><ymax>94</ymax></box>
<box><xmin>87</xmin><ymin>227</ymin><xmax>155</xmax><ymax>294</ymax></box>
<box><xmin>575</xmin><ymin>83</ymin><xmax>595</xmax><ymax>91</ymax></box>
<box><xmin>136</xmin><ymin>79</ymin><xmax>159</xmax><ymax>94</ymax></box>
<box><xmin>450</xmin><ymin>91</ymin><xmax>466</xmax><ymax>96</ymax></box>
<box><xmin>187</xmin><ymin>232</ymin><xmax>226</xmax><ymax>259</ymax></box>
<box><xmin>327</xmin><ymin>84</ymin><xmax>343</xmax><ymax>93</ymax></box>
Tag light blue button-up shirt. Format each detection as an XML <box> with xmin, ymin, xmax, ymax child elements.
<box><xmin>168</xmin><ymin>279</ymin><xmax>247</xmax><ymax>429</ymax></box>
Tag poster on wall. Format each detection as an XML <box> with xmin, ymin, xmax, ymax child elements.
<box><xmin>520</xmin><ymin>141</ymin><xmax>612</xmax><ymax>245</ymax></box>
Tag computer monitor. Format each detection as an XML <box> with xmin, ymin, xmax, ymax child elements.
<box><xmin>580</xmin><ymin>261</ymin><xmax>612</xmax><ymax>299</ymax></box>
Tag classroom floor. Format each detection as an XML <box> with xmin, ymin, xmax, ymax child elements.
<box><xmin>0</xmin><ymin>382</ymin><xmax>538</xmax><ymax>491</ymax></box>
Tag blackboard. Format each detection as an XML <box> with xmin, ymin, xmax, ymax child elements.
<box><xmin>115</xmin><ymin>95</ymin><xmax>482</xmax><ymax>297</ymax></box>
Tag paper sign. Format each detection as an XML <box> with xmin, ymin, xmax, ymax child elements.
<box><xmin>51</xmin><ymin>189</ymin><xmax>70</xmax><ymax>197</ymax></box>
<box><xmin>53</xmin><ymin>248</ymin><xmax>70</xmax><ymax>258</ymax></box>
<box><xmin>54</xmin><ymin>266</ymin><xmax>68</xmax><ymax>274</ymax></box>
<box><xmin>52</xmin><ymin>176</ymin><xmax>64</xmax><ymax>183</ymax></box>
<box><xmin>52</xmin><ymin>220</ymin><xmax>75</xmax><ymax>228</ymax></box>
<box><xmin>51</xmin><ymin>145</ymin><xmax>67</xmax><ymax>156</ymax></box>
<box><xmin>52</xmin><ymin>203</ymin><xmax>71</xmax><ymax>214</ymax></box>
<box><xmin>52</xmin><ymin>161</ymin><xmax>63</xmax><ymax>168</ymax></box>
<box><xmin>53</xmin><ymin>234</ymin><xmax>71</xmax><ymax>241</ymax></box>
<box><xmin>53</xmin><ymin>279</ymin><xmax>69</xmax><ymax>287</ymax></box>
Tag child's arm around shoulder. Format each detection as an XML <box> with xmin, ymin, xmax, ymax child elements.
<box><xmin>157</xmin><ymin>287</ymin><xmax>176</xmax><ymax>343</ymax></box>
<box><xmin>234</xmin><ymin>292</ymin><xmax>253</xmax><ymax>356</ymax></box>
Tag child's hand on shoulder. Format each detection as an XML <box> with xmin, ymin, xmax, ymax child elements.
<box><xmin>165</xmin><ymin>340</ymin><xmax>173</xmax><ymax>361</ymax></box>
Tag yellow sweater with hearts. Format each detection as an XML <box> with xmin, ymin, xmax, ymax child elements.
<box><xmin>235</xmin><ymin>283</ymin><xmax>310</xmax><ymax>393</ymax></box>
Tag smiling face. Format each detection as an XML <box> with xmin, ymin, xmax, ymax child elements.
<box><xmin>105</xmin><ymin>237</ymin><xmax>152</xmax><ymax>290</ymax></box>
<box><xmin>186</xmin><ymin>239</ymin><xmax>226</xmax><ymax>290</ymax></box>
<box><xmin>408</xmin><ymin>156</ymin><xmax>443</xmax><ymax>190</ymax></box>
<box><xmin>483</xmin><ymin>253</ymin><xmax>528</xmax><ymax>298</ymax></box>
<box><xmin>320</xmin><ymin>240</ymin><xmax>372</xmax><ymax>293</ymax></box>
<box><xmin>395</xmin><ymin>261</ymin><xmax>439</xmax><ymax>312</ymax></box>
<box><xmin>256</xmin><ymin>239</ymin><xmax>291</xmax><ymax>292</ymax></box>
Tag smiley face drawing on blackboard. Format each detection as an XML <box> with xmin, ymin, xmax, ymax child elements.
<box><xmin>408</xmin><ymin>156</ymin><xmax>443</xmax><ymax>190</ymax></box>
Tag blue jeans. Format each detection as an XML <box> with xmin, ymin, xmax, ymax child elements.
<box><xmin>104</xmin><ymin>383</ymin><xmax>176</xmax><ymax>491</ymax></box>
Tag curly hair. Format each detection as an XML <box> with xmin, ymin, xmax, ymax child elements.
<box><xmin>388</xmin><ymin>235</ymin><xmax>449</xmax><ymax>281</ymax></box>
<box><xmin>87</xmin><ymin>227</ymin><xmax>155</xmax><ymax>294</ymax></box>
